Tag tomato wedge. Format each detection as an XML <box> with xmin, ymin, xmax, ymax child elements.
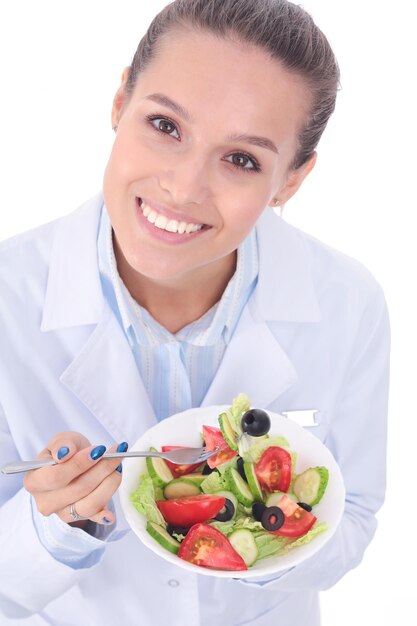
<box><xmin>272</xmin><ymin>495</ymin><xmax>317</xmax><ymax>537</ymax></box>
<box><xmin>255</xmin><ymin>446</ymin><xmax>292</xmax><ymax>492</ymax></box>
<box><xmin>161</xmin><ymin>446</ymin><xmax>204</xmax><ymax>478</ymax></box>
<box><xmin>178</xmin><ymin>523</ymin><xmax>247</xmax><ymax>570</ymax></box>
<box><xmin>203</xmin><ymin>425</ymin><xmax>237</xmax><ymax>468</ymax></box>
<box><xmin>156</xmin><ymin>495</ymin><xmax>226</xmax><ymax>527</ymax></box>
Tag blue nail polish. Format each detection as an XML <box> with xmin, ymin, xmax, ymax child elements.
<box><xmin>117</xmin><ymin>441</ymin><xmax>128</xmax><ymax>453</ymax></box>
<box><xmin>103</xmin><ymin>517</ymin><xmax>113</xmax><ymax>524</ymax></box>
<box><xmin>57</xmin><ymin>446</ymin><xmax>69</xmax><ymax>460</ymax></box>
<box><xmin>90</xmin><ymin>445</ymin><xmax>106</xmax><ymax>460</ymax></box>
<box><xmin>116</xmin><ymin>463</ymin><xmax>123</xmax><ymax>473</ymax></box>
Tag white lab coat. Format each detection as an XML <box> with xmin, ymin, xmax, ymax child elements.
<box><xmin>0</xmin><ymin>194</ymin><xmax>389</xmax><ymax>626</ymax></box>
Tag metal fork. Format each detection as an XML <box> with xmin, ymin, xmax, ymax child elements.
<box><xmin>0</xmin><ymin>446</ymin><xmax>222</xmax><ymax>475</ymax></box>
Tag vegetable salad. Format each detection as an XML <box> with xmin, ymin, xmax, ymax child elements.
<box><xmin>130</xmin><ymin>394</ymin><xmax>329</xmax><ymax>571</ymax></box>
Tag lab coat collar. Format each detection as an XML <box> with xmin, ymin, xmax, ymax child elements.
<box><xmin>41</xmin><ymin>195</ymin><xmax>104</xmax><ymax>331</ymax></box>
<box><xmin>41</xmin><ymin>196</ymin><xmax>321</xmax><ymax>330</ymax></box>
<box><xmin>253</xmin><ymin>208</ymin><xmax>322</xmax><ymax>323</ymax></box>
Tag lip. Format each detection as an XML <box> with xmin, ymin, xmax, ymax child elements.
<box><xmin>138</xmin><ymin>196</ymin><xmax>208</xmax><ymax>227</ymax></box>
<box><xmin>135</xmin><ymin>197</ymin><xmax>211</xmax><ymax>244</ymax></box>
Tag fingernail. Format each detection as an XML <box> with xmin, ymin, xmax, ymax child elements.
<box><xmin>90</xmin><ymin>445</ymin><xmax>106</xmax><ymax>461</ymax></box>
<box><xmin>116</xmin><ymin>463</ymin><xmax>123</xmax><ymax>473</ymax></box>
<box><xmin>117</xmin><ymin>441</ymin><xmax>128</xmax><ymax>453</ymax></box>
<box><xmin>103</xmin><ymin>517</ymin><xmax>113</xmax><ymax>524</ymax></box>
<box><xmin>57</xmin><ymin>446</ymin><xmax>69</xmax><ymax>460</ymax></box>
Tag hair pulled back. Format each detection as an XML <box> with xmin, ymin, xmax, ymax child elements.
<box><xmin>126</xmin><ymin>0</ymin><xmax>340</xmax><ymax>170</ymax></box>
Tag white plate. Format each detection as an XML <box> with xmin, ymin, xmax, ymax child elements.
<box><xmin>119</xmin><ymin>406</ymin><xmax>345</xmax><ymax>578</ymax></box>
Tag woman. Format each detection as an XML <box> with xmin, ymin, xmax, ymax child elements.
<box><xmin>0</xmin><ymin>1</ymin><xmax>389</xmax><ymax>625</ymax></box>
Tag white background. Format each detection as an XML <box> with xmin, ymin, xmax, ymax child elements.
<box><xmin>0</xmin><ymin>1</ymin><xmax>415</xmax><ymax>624</ymax></box>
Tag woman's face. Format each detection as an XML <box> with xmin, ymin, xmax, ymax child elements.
<box><xmin>103</xmin><ymin>30</ymin><xmax>314</xmax><ymax>283</ymax></box>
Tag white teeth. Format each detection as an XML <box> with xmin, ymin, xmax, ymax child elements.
<box><xmin>166</xmin><ymin>219</ymin><xmax>179</xmax><ymax>233</ymax></box>
<box><xmin>142</xmin><ymin>204</ymin><xmax>151</xmax><ymax>218</ymax></box>
<box><xmin>155</xmin><ymin>215</ymin><xmax>168</xmax><ymax>229</ymax></box>
<box><xmin>140</xmin><ymin>200</ymin><xmax>204</xmax><ymax>234</ymax></box>
<box><xmin>148</xmin><ymin>210</ymin><xmax>157</xmax><ymax>224</ymax></box>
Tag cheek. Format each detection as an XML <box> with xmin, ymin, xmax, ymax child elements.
<box><xmin>104</xmin><ymin>136</ymin><xmax>151</xmax><ymax>187</ymax></box>
<box><xmin>222</xmin><ymin>191</ymin><xmax>268</xmax><ymax>231</ymax></box>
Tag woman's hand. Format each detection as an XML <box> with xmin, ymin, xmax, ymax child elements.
<box><xmin>23</xmin><ymin>432</ymin><xmax>127</xmax><ymax>527</ymax></box>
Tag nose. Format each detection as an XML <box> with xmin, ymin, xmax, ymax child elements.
<box><xmin>158</xmin><ymin>150</ymin><xmax>211</xmax><ymax>207</ymax></box>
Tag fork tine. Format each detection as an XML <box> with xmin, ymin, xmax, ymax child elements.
<box><xmin>162</xmin><ymin>446</ymin><xmax>223</xmax><ymax>464</ymax></box>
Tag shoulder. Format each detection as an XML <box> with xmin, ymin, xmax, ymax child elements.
<box><xmin>0</xmin><ymin>193</ymin><xmax>102</xmax><ymax>306</ymax></box>
<box><xmin>298</xmin><ymin>226</ymin><xmax>385</xmax><ymax>303</ymax></box>
<box><xmin>255</xmin><ymin>210</ymin><xmax>388</xmax><ymax>325</ymax></box>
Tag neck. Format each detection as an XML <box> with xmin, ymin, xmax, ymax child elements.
<box><xmin>114</xmin><ymin>243</ymin><xmax>237</xmax><ymax>334</ymax></box>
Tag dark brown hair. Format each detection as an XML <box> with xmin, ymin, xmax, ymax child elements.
<box><xmin>125</xmin><ymin>0</ymin><xmax>340</xmax><ymax>170</ymax></box>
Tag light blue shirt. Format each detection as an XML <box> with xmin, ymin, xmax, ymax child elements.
<box><xmin>33</xmin><ymin>202</ymin><xmax>259</xmax><ymax>564</ymax></box>
<box><xmin>97</xmin><ymin>204</ymin><xmax>259</xmax><ymax>421</ymax></box>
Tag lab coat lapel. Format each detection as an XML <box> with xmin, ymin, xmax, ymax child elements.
<box><xmin>203</xmin><ymin>208</ymin><xmax>321</xmax><ymax>409</ymax></box>
<box><xmin>202</xmin><ymin>305</ymin><xmax>297</xmax><ymax>408</ymax></box>
<box><xmin>59</xmin><ymin>305</ymin><xmax>156</xmax><ymax>444</ymax></box>
<box><xmin>41</xmin><ymin>194</ymin><xmax>156</xmax><ymax>443</ymax></box>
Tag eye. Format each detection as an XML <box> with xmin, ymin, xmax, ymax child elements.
<box><xmin>224</xmin><ymin>152</ymin><xmax>261</xmax><ymax>173</ymax></box>
<box><xmin>146</xmin><ymin>115</ymin><xmax>180</xmax><ymax>140</ymax></box>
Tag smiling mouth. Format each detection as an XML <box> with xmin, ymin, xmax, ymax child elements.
<box><xmin>138</xmin><ymin>198</ymin><xmax>209</xmax><ymax>235</ymax></box>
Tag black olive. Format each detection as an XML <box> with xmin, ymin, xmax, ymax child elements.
<box><xmin>241</xmin><ymin>409</ymin><xmax>271</xmax><ymax>437</ymax></box>
<box><xmin>214</xmin><ymin>498</ymin><xmax>235</xmax><ymax>522</ymax></box>
<box><xmin>202</xmin><ymin>463</ymin><xmax>214</xmax><ymax>475</ymax></box>
<box><xmin>261</xmin><ymin>506</ymin><xmax>285</xmax><ymax>531</ymax></box>
<box><xmin>237</xmin><ymin>457</ymin><xmax>247</xmax><ymax>481</ymax></box>
<box><xmin>167</xmin><ymin>524</ymin><xmax>191</xmax><ymax>537</ymax></box>
<box><xmin>297</xmin><ymin>502</ymin><xmax>313</xmax><ymax>512</ymax></box>
<box><xmin>252</xmin><ymin>501</ymin><xmax>267</xmax><ymax>521</ymax></box>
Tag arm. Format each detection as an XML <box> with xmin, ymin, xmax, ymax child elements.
<box><xmin>0</xmin><ymin>423</ymin><xmax>124</xmax><ymax>617</ymax></box>
<box><xmin>241</xmin><ymin>283</ymin><xmax>390</xmax><ymax>590</ymax></box>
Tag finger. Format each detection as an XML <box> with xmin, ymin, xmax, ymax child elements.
<box><xmin>56</xmin><ymin>469</ymin><xmax>122</xmax><ymax>524</ymax></box>
<box><xmin>32</xmin><ymin>442</ymin><xmax>127</xmax><ymax>515</ymax></box>
<box><xmin>26</xmin><ymin>443</ymin><xmax>108</xmax><ymax>494</ymax></box>
<box><xmin>24</xmin><ymin>432</ymin><xmax>92</xmax><ymax>493</ymax></box>
<box><xmin>53</xmin><ymin>440</ymin><xmax>127</xmax><ymax>497</ymax></box>
<box><xmin>38</xmin><ymin>432</ymin><xmax>92</xmax><ymax>462</ymax></box>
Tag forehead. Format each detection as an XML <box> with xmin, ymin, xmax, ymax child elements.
<box><xmin>132</xmin><ymin>29</ymin><xmax>309</xmax><ymax>141</ymax></box>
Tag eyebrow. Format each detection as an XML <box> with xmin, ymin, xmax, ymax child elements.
<box><xmin>143</xmin><ymin>92</ymin><xmax>279</xmax><ymax>155</ymax></box>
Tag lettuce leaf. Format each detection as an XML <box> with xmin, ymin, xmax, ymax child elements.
<box><xmin>200</xmin><ymin>471</ymin><xmax>225</xmax><ymax>494</ymax></box>
<box><xmin>130</xmin><ymin>474</ymin><xmax>167</xmax><ymax>527</ymax></box>
<box><xmin>254</xmin><ymin>521</ymin><xmax>328</xmax><ymax>561</ymax></box>
<box><xmin>224</xmin><ymin>393</ymin><xmax>251</xmax><ymax>434</ymax></box>
<box><xmin>279</xmin><ymin>521</ymin><xmax>328</xmax><ymax>556</ymax></box>
<box><xmin>242</xmin><ymin>435</ymin><xmax>292</xmax><ymax>463</ymax></box>
<box><xmin>254</xmin><ymin>533</ymin><xmax>291</xmax><ymax>559</ymax></box>
<box><xmin>208</xmin><ymin>520</ymin><xmax>236</xmax><ymax>536</ymax></box>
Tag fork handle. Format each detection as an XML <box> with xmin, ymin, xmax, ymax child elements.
<box><xmin>0</xmin><ymin>451</ymin><xmax>169</xmax><ymax>475</ymax></box>
<box><xmin>1</xmin><ymin>459</ymin><xmax>57</xmax><ymax>474</ymax></box>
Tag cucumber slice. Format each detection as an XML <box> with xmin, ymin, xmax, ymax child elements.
<box><xmin>243</xmin><ymin>461</ymin><xmax>264</xmax><ymax>502</ymax></box>
<box><xmin>219</xmin><ymin>412</ymin><xmax>240</xmax><ymax>451</ymax></box>
<box><xmin>163</xmin><ymin>478</ymin><xmax>201</xmax><ymax>500</ymax></box>
<box><xmin>179</xmin><ymin>473</ymin><xmax>206</xmax><ymax>486</ymax></box>
<box><xmin>212</xmin><ymin>490</ymin><xmax>238</xmax><ymax>521</ymax></box>
<box><xmin>265</xmin><ymin>491</ymin><xmax>297</xmax><ymax>507</ymax></box>
<box><xmin>146</xmin><ymin>521</ymin><xmax>180</xmax><ymax>554</ymax></box>
<box><xmin>146</xmin><ymin>448</ymin><xmax>174</xmax><ymax>487</ymax></box>
<box><xmin>293</xmin><ymin>467</ymin><xmax>329</xmax><ymax>506</ymax></box>
<box><xmin>229</xmin><ymin>529</ymin><xmax>258</xmax><ymax>567</ymax></box>
<box><xmin>226</xmin><ymin>467</ymin><xmax>254</xmax><ymax>507</ymax></box>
